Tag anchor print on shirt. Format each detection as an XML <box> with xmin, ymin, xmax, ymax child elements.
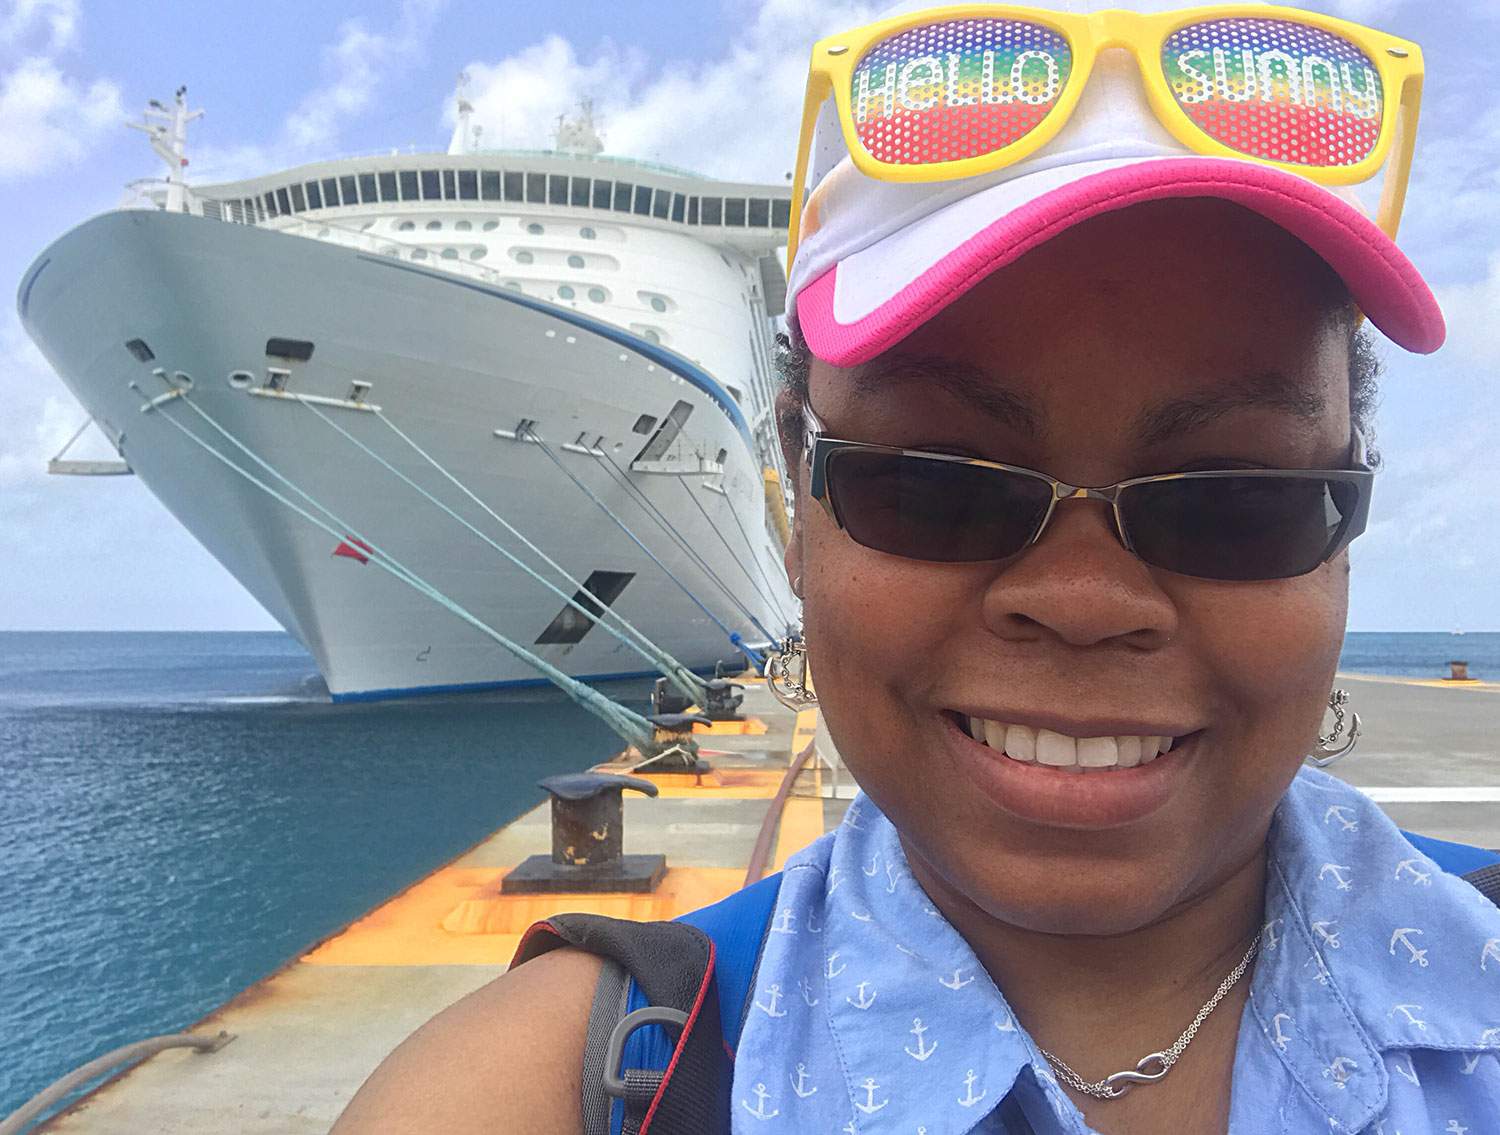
<box><xmin>1262</xmin><ymin>917</ymin><xmax>1284</xmax><ymax>951</ymax></box>
<box><xmin>938</xmin><ymin>967</ymin><xmax>975</xmax><ymax>990</ymax></box>
<box><xmin>995</xmin><ymin>1011</ymin><xmax>1017</xmax><ymax>1033</ymax></box>
<box><xmin>1270</xmin><ymin>1012</ymin><xmax>1294</xmax><ymax>1051</ymax></box>
<box><xmin>1305</xmin><ymin>951</ymin><xmax>1333</xmax><ymax>985</ymax></box>
<box><xmin>904</xmin><ymin>1017</ymin><xmax>938</xmax><ymax>1061</ymax></box>
<box><xmin>754</xmin><ymin>983</ymin><xmax>787</xmax><ymax>1018</ymax></box>
<box><xmin>885</xmin><ymin>861</ymin><xmax>900</xmax><ymax>895</ymax></box>
<box><xmin>1324</xmin><ymin>804</ymin><xmax>1359</xmax><ymax>832</ymax></box>
<box><xmin>854</xmin><ymin>1077</ymin><xmax>889</xmax><ymax>1114</ymax></box>
<box><xmin>1312</xmin><ymin>920</ymin><xmax>1343</xmax><ymax>950</ymax></box>
<box><xmin>770</xmin><ymin>907</ymin><xmax>797</xmax><ymax>935</ymax></box>
<box><xmin>863</xmin><ymin>853</ymin><xmax>881</xmax><ymax>877</ymax></box>
<box><xmin>846</xmin><ymin>981</ymin><xmax>877</xmax><ymax>1010</ymax></box>
<box><xmin>849</xmin><ymin>908</ymin><xmax>874</xmax><ymax>923</ymax></box>
<box><xmin>1389</xmin><ymin>927</ymin><xmax>1430</xmax><ymax>966</ymax></box>
<box><xmin>958</xmin><ymin>1069</ymin><xmax>987</xmax><ymax>1108</ymax></box>
<box><xmin>1447</xmin><ymin>1122</ymin><xmax>1469</xmax><ymax>1135</ymax></box>
<box><xmin>790</xmin><ymin>1062</ymin><xmax>818</xmax><ymax>1098</ymax></box>
<box><xmin>828</xmin><ymin>865</ymin><xmax>844</xmax><ymax>895</ymax></box>
<box><xmin>1480</xmin><ymin>938</ymin><xmax>1500</xmax><ymax>972</ymax></box>
<box><xmin>1395</xmin><ymin>858</ymin><xmax>1433</xmax><ymax>886</ymax></box>
<box><xmin>798</xmin><ymin>976</ymin><xmax>819</xmax><ymax>1007</ymax></box>
<box><xmin>1319</xmin><ymin>863</ymin><xmax>1354</xmax><ymax>891</ymax></box>
<box><xmin>1391</xmin><ymin>1053</ymin><xmax>1421</xmax><ymax>1086</ymax></box>
<box><xmin>739</xmin><ymin>1082</ymin><xmax>779</xmax><ymax>1121</ymax></box>
<box><xmin>1323</xmin><ymin>1056</ymin><xmax>1359</xmax><ymax>1088</ymax></box>
<box><xmin>826</xmin><ymin>951</ymin><xmax>846</xmax><ymax>979</ymax></box>
<box><xmin>1389</xmin><ymin>1004</ymin><xmax>1427</xmax><ymax>1031</ymax></box>
<box><xmin>805</xmin><ymin>907</ymin><xmax>823</xmax><ymax>934</ymax></box>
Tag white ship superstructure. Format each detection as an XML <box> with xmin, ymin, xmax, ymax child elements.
<box><xmin>21</xmin><ymin>90</ymin><xmax>798</xmax><ymax>698</ymax></box>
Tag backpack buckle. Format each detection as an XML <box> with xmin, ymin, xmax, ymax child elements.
<box><xmin>602</xmin><ymin>1006</ymin><xmax>688</xmax><ymax>1099</ymax></box>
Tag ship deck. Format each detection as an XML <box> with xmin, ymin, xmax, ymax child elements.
<box><xmin>28</xmin><ymin>674</ymin><xmax>1498</xmax><ymax>1133</ymax></box>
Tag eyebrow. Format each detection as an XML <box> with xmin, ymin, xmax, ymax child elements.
<box><xmin>1133</xmin><ymin>373</ymin><xmax>1327</xmax><ymax>446</ymax></box>
<box><xmin>848</xmin><ymin>355</ymin><xmax>1044</xmax><ymax>436</ymax></box>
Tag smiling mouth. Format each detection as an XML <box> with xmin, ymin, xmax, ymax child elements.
<box><xmin>954</xmin><ymin>714</ymin><xmax>1194</xmax><ymax>773</ymax></box>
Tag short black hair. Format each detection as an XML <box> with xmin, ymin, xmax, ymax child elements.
<box><xmin>774</xmin><ymin>319</ymin><xmax>1383</xmax><ymax>470</ymax></box>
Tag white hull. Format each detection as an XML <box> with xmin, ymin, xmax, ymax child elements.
<box><xmin>20</xmin><ymin>210</ymin><xmax>796</xmax><ymax>698</ymax></box>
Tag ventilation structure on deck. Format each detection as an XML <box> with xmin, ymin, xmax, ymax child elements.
<box><xmin>633</xmin><ymin>400</ymin><xmax>693</xmax><ymax>465</ymax></box>
<box><xmin>534</xmin><ymin>570</ymin><xmax>635</xmax><ymax>645</ymax></box>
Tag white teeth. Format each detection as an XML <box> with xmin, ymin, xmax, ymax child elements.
<box><xmin>966</xmin><ymin>717</ymin><xmax>1181</xmax><ymax>771</ymax></box>
<box><xmin>1035</xmin><ymin>730</ymin><xmax>1077</xmax><ymax>767</ymax></box>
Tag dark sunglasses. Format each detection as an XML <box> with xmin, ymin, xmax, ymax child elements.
<box><xmin>802</xmin><ymin>403</ymin><xmax>1374</xmax><ymax>582</ymax></box>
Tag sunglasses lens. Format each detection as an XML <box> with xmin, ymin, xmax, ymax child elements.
<box><xmin>1162</xmin><ymin>19</ymin><xmax>1384</xmax><ymax>168</ymax></box>
<box><xmin>826</xmin><ymin>449</ymin><xmax>1053</xmax><ymax>562</ymax></box>
<box><xmin>850</xmin><ymin>18</ymin><xmax>1074</xmax><ymax>166</ymax></box>
<box><xmin>1120</xmin><ymin>475</ymin><xmax>1362</xmax><ymax>581</ymax></box>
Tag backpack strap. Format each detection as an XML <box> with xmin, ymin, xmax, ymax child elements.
<box><xmin>1400</xmin><ymin>829</ymin><xmax>1500</xmax><ymax>907</ymax></box>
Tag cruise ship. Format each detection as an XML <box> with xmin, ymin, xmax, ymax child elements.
<box><xmin>19</xmin><ymin>88</ymin><xmax>799</xmax><ymax>699</ymax></box>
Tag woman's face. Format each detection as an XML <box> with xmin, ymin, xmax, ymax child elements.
<box><xmin>788</xmin><ymin>199</ymin><xmax>1355</xmax><ymax>936</ymax></box>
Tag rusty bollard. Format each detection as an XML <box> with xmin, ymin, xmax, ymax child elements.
<box><xmin>1448</xmin><ymin>660</ymin><xmax>1471</xmax><ymax>682</ymax></box>
<box><xmin>501</xmin><ymin>773</ymin><xmax>666</xmax><ymax>894</ymax></box>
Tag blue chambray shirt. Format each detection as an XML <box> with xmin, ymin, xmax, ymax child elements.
<box><xmin>732</xmin><ymin>769</ymin><xmax>1500</xmax><ymax>1133</ymax></box>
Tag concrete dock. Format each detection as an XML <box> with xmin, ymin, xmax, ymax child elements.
<box><xmin>24</xmin><ymin>673</ymin><xmax>1496</xmax><ymax>1133</ymax></box>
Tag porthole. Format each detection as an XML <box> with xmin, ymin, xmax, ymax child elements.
<box><xmin>426</xmin><ymin>220</ymin><xmax>442</xmax><ymax>231</ymax></box>
<box><xmin>503</xmin><ymin>280</ymin><xmax>523</xmax><ymax>291</ymax></box>
<box><xmin>455</xmin><ymin>220</ymin><xmax>472</xmax><ymax>231</ymax></box>
<box><xmin>650</xmin><ymin>296</ymin><xmax>667</xmax><ymax>313</ymax></box>
<box><xmin>558</xmin><ymin>285</ymin><xmax>576</xmax><ymax>300</ymax></box>
<box><xmin>441</xmin><ymin>248</ymin><xmax>459</xmax><ymax>260</ymax></box>
<box><xmin>468</xmin><ymin>247</ymin><xmax>486</xmax><ymax>260</ymax></box>
<box><xmin>642</xmin><ymin>329</ymin><xmax>661</xmax><ymax>345</ymax></box>
<box><xmin>228</xmin><ymin>370</ymin><xmax>254</xmax><ymax>389</ymax></box>
<box><xmin>482</xmin><ymin>220</ymin><xmax>499</xmax><ymax>231</ymax></box>
<box><xmin>398</xmin><ymin>220</ymin><xmax>415</xmax><ymax>231</ymax></box>
<box><xmin>527</xmin><ymin>222</ymin><xmax>544</xmax><ymax>235</ymax></box>
<box><xmin>580</xmin><ymin>226</ymin><xmax>596</xmax><ymax>240</ymax></box>
<box><xmin>515</xmin><ymin>250</ymin><xmax>534</xmax><ymax>264</ymax></box>
<box><xmin>412</xmin><ymin>248</ymin><xmax>428</xmax><ymax>260</ymax></box>
<box><xmin>567</xmin><ymin>254</ymin><xmax>585</xmax><ymax>269</ymax></box>
<box><xmin>588</xmin><ymin>287</ymin><xmax>608</xmax><ymax>303</ymax></box>
<box><xmin>172</xmin><ymin>370</ymin><xmax>194</xmax><ymax>389</ymax></box>
<box><xmin>317</xmin><ymin>227</ymin><xmax>331</xmax><ymax>238</ymax></box>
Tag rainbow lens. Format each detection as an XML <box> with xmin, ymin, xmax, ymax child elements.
<box><xmin>850</xmin><ymin>18</ymin><xmax>1074</xmax><ymax>166</ymax></box>
<box><xmin>1162</xmin><ymin>18</ymin><xmax>1384</xmax><ymax>167</ymax></box>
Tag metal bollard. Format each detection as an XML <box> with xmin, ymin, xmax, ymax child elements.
<box><xmin>1448</xmin><ymin>660</ymin><xmax>1471</xmax><ymax>681</ymax></box>
<box><xmin>501</xmin><ymin>773</ymin><xmax>667</xmax><ymax>893</ymax></box>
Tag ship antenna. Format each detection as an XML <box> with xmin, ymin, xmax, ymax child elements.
<box><xmin>126</xmin><ymin>85</ymin><xmax>203</xmax><ymax>212</ymax></box>
<box><xmin>554</xmin><ymin>98</ymin><xmax>604</xmax><ymax>156</ymax></box>
<box><xmin>448</xmin><ymin>71</ymin><xmax>475</xmax><ymax>155</ymax></box>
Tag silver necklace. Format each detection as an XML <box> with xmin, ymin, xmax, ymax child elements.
<box><xmin>1038</xmin><ymin>932</ymin><xmax>1262</xmax><ymax>1101</ymax></box>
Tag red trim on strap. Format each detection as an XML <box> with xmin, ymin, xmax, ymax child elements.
<box><xmin>638</xmin><ymin>938</ymin><xmax>718</xmax><ymax>1135</ymax></box>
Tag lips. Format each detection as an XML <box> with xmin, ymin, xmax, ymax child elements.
<box><xmin>941</xmin><ymin>712</ymin><xmax>1197</xmax><ymax>829</ymax></box>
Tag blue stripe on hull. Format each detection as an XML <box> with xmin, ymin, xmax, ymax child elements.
<box><xmin>329</xmin><ymin>664</ymin><xmax>728</xmax><ymax>703</ymax></box>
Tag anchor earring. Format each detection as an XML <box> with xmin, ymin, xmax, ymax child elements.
<box><xmin>766</xmin><ymin>634</ymin><xmax>817</xmax><ymax>710</ymax></box>
<box><xmin>1306</xmin><ymin>689</ymin><xmax>1361</xmax><ymax>768</ymax></box>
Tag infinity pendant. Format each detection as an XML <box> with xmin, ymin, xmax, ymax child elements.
<box><xmin>1103</xmin><ymin>1052</ymin><xmax>1172</xmax><ymax>1098</ymax></box>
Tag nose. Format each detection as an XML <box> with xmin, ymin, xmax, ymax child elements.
<box><xmin>980</xmin><ymin>497</ymin><xmax>1178</xmax><ymax>650</ymax></box>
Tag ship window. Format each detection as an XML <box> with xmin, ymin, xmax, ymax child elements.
<box><xmin>443</xmin><ymin>170</ymin><xmax>457</xmax><ymax>199</ymax></box>
<box><xmin>748</xmin><ymin>197</ymin><xmax>770</xmax><ymax>227</ymax></box>
<box><xmin>725</xmin><ymin>386</ymin><xmax>742</xmax><ymax>404</ymax></box>
<box><xmin>411</xmin><ymin>248</ymin><xmax>428</xmax><ymax>260</ymax></box>
<box><xmin>226</xmin><ymin>200</ymin><xmax>243</xmax><ymax>222</ymax></box>
<box><xmin>203</xmin><ymin>199</ymin><xmax>224</xmax><ymax>220</ymax></box>
<box><xmin>687</xmin><ymin>196</ymin><xmax>699</xmax><ymax>225</ymax></box>
<box><xmin>525</xmin><ymin>172</ymin><xmax>547</xmax><ymax>203</ymax></box>
<box><xmin>592</xmin><ymin>179</ymin><xmax>611</xmax><ymax>209</ymax></box>
<box><xmin>321</xmin><ymin>178</ymin><xmax>339</xmax><ymax>206</ymax></box>
<box><xmin>632</xmin><ymin>414</ymin><xmax>657</xmax><ymax>435</ymax></box>
<box><xmin>483</xmin><ymin>219</ymin><xmax>499</xmax><ymax>231</ymax></box>
<box><xmin>308</xmin><ymin>180</ymin><xmax>326</xmax><ymax>208</ymax></box>
<box><xmin>358</xmin><ymin>173</ymin><xmax>377</xmax><ymax>203</ymax></box>
<box><xmin>503</xmin><ymin>280</ymin><xmax>522</xmax><ymax>291</ymax></box>
<box><xmin>263</xmin><ymin>193</ymin><xmax>278</xmax><ymax>217</ymax></box>
<box><xmin>459</xmin><ymin>170</ymin><xmax>478</xmax><ymax>200</ymax></box>
<box><xmin>426</xmin><ymin>220</ymin><xmax>442</xmax><ymax>231</ymax></box>
<box><xmin>254</xmin><ymin>198</ymin><xmax>266</xmax><ymax>222</ymax></box>
<box><xmin>558</xmin><ymin>284</ymin><xmax>575</xmax><ymax>300</ymax></box>
<box><xmin>515</xmin><ymin>250</ymin><xmax>534</xmax><ymax>264</ymax></box>
<box><xmin>399</xmin><ymin>170</ymin><xmax>418</xmax><ymax>200</ymax></box>
<box><xmin>275</xmin><ymin>187</ymin><xmax>292</xmax><ymax>214</ymax></box>
<box><xmin>580</xmin><ymin>226</ymin><xmax>596</xmax><ymax>240</ymax></box>
<box><xmin>290</xmin><ymin>184</ymin><xmax>307</xmax><ymax>212</ymax></box>
<box><xmin>527</xmin><ymin>222</ymin><xmax>544</xmax><ymax>235</ymax></box>
<box><xmin>338</xmin><ymin>175</ymin><xmax>356</xmax><ymax>205</ymax></box>
<box><xmin>649</xmin><ymin>296</ymin><xmax>668</xmax><ymax>313</ymax></box>
<box><xmin>125</xmin><ymin>338</ymin><xmax>155</xmax><ymax>362</ymax></box>
<box><xmin>716</xmin><ymin>447</ymin><xmax>728</xmax><ymax>465</ymax></box>
<box><xmin>567</xmin><ymin>254</ymin><xmax>585</xmax><ymax>269</ymax></box>
<box><xmin>455</xmin><ymin>219</ymin><xmax>472</xmax><ymax>231</ymax></box>
<box><xmin>651</xmin><ymin>189</ymin><xmax>670</xmax><ymax>219</ymax></box>
<box><xmin>441</xmin><ymin>248</ymin><xmax>459</xmax><ymax>260</ymax></box>
<box><xmin>469</xmin><ymin>246</ymin><xmax>486</xmax><ymax>260</ymax></box>
<box><xmin>633</xmin><ymin>185</ymin><xmax>652</xmax><ymax>216</ymax></box>
<box><xmin>397</xmin><ymin>220</ymin><xmax>415</xmax><ymax>231</ymax></box>
<box><xmin>588</xmin><ymin>286</ymin><xmax>607</xmax><ymax>302</ymax></box>
<box><xmin>503</xmin><ymin>171</ymin><xmax>524</xmax><ymax>201</ymax></box>
<box><xmin>642</xmin><ymin>328</ymin><xmax>661</xmax><ymax>345</ymax></box>
<box><xmin>725</xmin><ymin>198</ymin><xmax>747</xmax><ymax>226</ymax></box>
<box><xmin>548</xmin><ymin>175</ymin><xmax>569</xmax><ymax>206</ymax></box>
<box><xmin>613</xmin><ymin>181</ymin><xmax>633</xmax><ymax>212</ymax></box>
<box><xmin>570</xmin><ymin>176</ymin><xmax>590</xmax><ymax>207</ymax></box>
<box><xmin>415</xmin><ymin>169</ymin><xmax>435</xmax><ymax>199</ymax></box>
<box><xmin>317</xmin><ymin>227</ymin><xmax>330</xmax><ymax>238</ymax></box>
<box><xmin>378</xmin><ymin>171</ymin><xmax>397</xmax><ymax>201</ymax></box>
<box><xmin>700</xmin><ymin>197</ymin><xmax>722</xmax><ymax>225</ymax></box>
<box><xmin>534</xmin><ymin>570</ymin><xmax>635</xmax><ymax>645</ymax></box>
<box><xmin>481</xmin><ymin>170</ymin><xmax>501</xmax><ymax>200</ymax></box>
<box><xmin>267</xmin><ymin>338</ymin><xmax>315</xmax><ymax>361</ymax></box>
<box><xmin>670</xmin><ymin>193</ymin><xmax>686</xmax><ymax>223</ymax></box>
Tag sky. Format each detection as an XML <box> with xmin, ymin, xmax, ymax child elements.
<box><xmin>0</xmin><ymin>0</ymin><xmax>1497</xmax><ymax>632</ymax></box>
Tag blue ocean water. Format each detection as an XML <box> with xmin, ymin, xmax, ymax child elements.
<box><xmin>0</xmin><ymin>631</ymin><xmax>649</xmax><ymax>1120</ymax></box>
<box><xmin>0</xmin><ymin>629</ymin><xmax>1493</xmax><ymax>1119</ymax></box>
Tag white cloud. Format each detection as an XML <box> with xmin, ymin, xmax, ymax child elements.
<box><xmin>0</xmin><ymin>55</ymin><xmax>121</xmax><ymax>180</ymax></box>
<box><xmin>0</xmin><ymin>0</ymin><xmax>78</xmax><ymax>53</ymax></box>
<box><xmin>460</xmin><ymin>0</ymin><xmax>881</xmax><ymax>183</ymax></box>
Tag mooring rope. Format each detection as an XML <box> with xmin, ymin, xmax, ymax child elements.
<box><xmin>132</xmin><ymin>385</ymin><xmax>653</xmax><ymax>747</ymax></box>
<box><xmin>294</xmin><ymin>399</ymin><xmax>705</xmax><ymax>703</ymax></box>
<box><xmin>671</xmin><ymin>471</ymin><xmax>794</xmax><ymax>631</ymax></box>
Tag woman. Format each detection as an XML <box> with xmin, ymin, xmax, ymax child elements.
<box><xmin>336</xmin><ymin>3</ymin><xmax>1500</xmax><ymax>1132</ymax></box>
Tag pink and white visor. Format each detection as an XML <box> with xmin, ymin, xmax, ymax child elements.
<box><xmin>785</xmin><ymin>0</ymin><xmax>1447</xmax><ymax>365</ymax></box>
